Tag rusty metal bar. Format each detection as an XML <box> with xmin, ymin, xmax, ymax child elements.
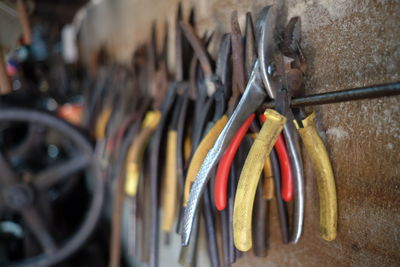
<box><xmin>261</xmin><ymin>82</ymin><xmax>400</xmax><ymax>109</ymax></box>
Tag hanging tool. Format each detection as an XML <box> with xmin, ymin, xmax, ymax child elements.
<box><xmin>109</xmin><ymin>120</ymin><xmax>142</xmax><ymax>267</ymax></box>
<box><xmin>181</xmin><ymin>5</ymin><xmax>298</xmax><ymax>247</ymax></box>
<box><xmin>125</xmin><ymin>26</ymin><xmax>167</xmax><ymax>197</ymax></box>
<box><xmin>124</xmin><ymin>24</ymin><xmax>167</xmax><ymax>199</ymax></box>
<box><xmin>248</xmin><ymin>119</ymin><xmax>274</xmax><ymax>257</ymax></box>
<box><xmin>178</xmin><ymin>30</ymin><xmax>216</xmax><ymax>267</ymax></box>
<box><xmin>256</xmin><ymin>10</ymin><xmax>305</xmax><ymax>245</ymax></box>
<box><xmin>233</xmin><ymin>10</ymin><xmax>338</xmax><ymax>251</ymax></box>
<box><xmin>125</xmin><ymin>110</ymin><xmax>161</xmax><ymax>196</ymax></box>
<box><xmin>232</xmin><ymin>7</ymin><xmax>305</xmax><ymax>251</ymax></box>
<box><xmin>269</xmin><ymin>148</ymin><xmax>290</xmax><ymax>243</ymax></box>
<box><xmin>233</xmin><ymin>109</ymin><xmax>286</xmax><ymax>251</ymax></box>
<box><xmin>107</xmin><ymin>63</ymin><xmax>150</xmax><ymax>267</ymax></box>
<box><xmin>182</xmin><ymin>37</ymin><xmax>266</xmax><ymax>250</ymax></box>
<box><xmin>129</xmin><ymin>23</ymin><xmax>173</xmax><ymax>267</ymax></box>
<box><xmin>172</xmin><ymin>5</ymin><xmax>193</xmax><ymax>235</ymax></box>
<box><xmin>214</xmin><ymin>11</ymin><xmax>293</xmax><ymax>214</ymax></box>
<box><xmin>180</xmin><ymin>22</ymin><xmax>227</xmax><ymax>207</ymax></box>
<box><xmin>180</xmin><ymin>26</ymin><xmax>233</xmax><ymax>267</ymax></box>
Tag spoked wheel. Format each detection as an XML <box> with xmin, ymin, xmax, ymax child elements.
<box><xmin>0</xmin><ymin>108</ymin><xmax>104</xmax><ymax>267</ymax></box>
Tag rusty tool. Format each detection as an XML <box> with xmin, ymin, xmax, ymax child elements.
<box><xmin>179</xmin><ymin>22</ymin><xmax>233</xmax><ymax>267</ymax></box>
<box><xmin>181</xmin><ymin>6</ymin><xmax>299</xmax><ymax>247</ymax></box>
<box><xmin>214</xmin><ymin>11</ymin><xmax>294</xmax><ymax>229</ymax></box>
<box><xmin>178</xmin><ymin>31</ymin><xmax>215</xmax><ymax>267</ymax></box>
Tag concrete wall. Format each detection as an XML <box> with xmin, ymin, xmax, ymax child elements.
<box><xmin>78</xmin><ymin>0</ymin><xmax>400</xmax><ymax>266</ymax></box>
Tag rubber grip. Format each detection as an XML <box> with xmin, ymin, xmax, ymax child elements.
<box><xmin>184</xmin><ymin>136</ymin><xmax>192</xmax><ymax>163</ymax></box>
<box><xmin>233</xmin><ymin>109</ymin><xmax>286</xmax><ymax>251</ymax></box>
<box><xmin>294</xmin><ymin>112</ymin><xmax>337</xmax><ymax>241</ymax></box>
<box><xmin>249</xmin><ymin>134</ymin><xmax>275</xmax><ymax>200</ymax></box>
<box><xmin>275</xmin><ymin>135</ymin><xmax>294</xmax><ymax>202</ymax></box>
<box><xmin>125</xmin><ymin>111</ymin><xmax>161</xmax><ymax>196</ymax></box>
<box><xmin>183</xmin><ymin>115</ymin><xmax>228</xmax><ymax>206</ymax></box>
<box><xmin>162</xmin><ymin>130</ymin><xmax>178</xmax><ymax>232</ymax></box>
<box><xmin>215</xmin><ymin>114</ymin><xmax>255</xmax><ymax>211</ymax></box>
<box><xmin>95</xmin><ymin>107</ymin><xmax>112</xmax><ymax>139</ymax></box>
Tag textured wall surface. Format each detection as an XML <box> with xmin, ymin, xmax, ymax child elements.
<box><xmin>79</xmin><ymin>0</ymin><xmax>400</xmax><ymax>266</ymax></box>
<box><xmin>0</xmin><ymin>4</ymin><xmax>22</xmax><ymax>50</ymax></box>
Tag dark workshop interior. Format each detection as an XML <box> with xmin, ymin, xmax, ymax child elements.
<box><xmin>0</xmin><ymin>0</ymin><xmax>399</xmax><ymax>266</ymax></box>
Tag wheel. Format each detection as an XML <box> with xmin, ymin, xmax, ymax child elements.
<box><xmin>0</xmin><ymin>108</ymin><xmax>104</xmax><ymax>267</ymax></box>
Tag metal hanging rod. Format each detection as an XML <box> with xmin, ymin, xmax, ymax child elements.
<box><xmin>261</xmin><ymin>82</ymin><xmax>400</xmax><ymax>109</ymax></box>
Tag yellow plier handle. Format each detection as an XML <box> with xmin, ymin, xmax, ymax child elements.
<box><xmin>183</xmin><ymin>115</ymin><xmax>228</xmax><ymax>206</ymax></box>
<box><xmin>233</xmin><ymin>109</ymin><xmax>286</xmax><ymax>251</ymax></box>
<box><xmin>294</xmin><ymin>112</ymin><xmax>337</xmax><ymax>241</ymax></box>
<box><xmin>251</xmin><ymin>133</ymin><xmax>274</xmax><ymax>200</ymax></box>
<box><xmin>95</xmin><ymin>107</ymin><xmax>112</xmax><ymax>139</ymax></box>
<box><xmin>162</xmin><ymin>130</ymin><xmax>178</xmax><ymax>232</ymax></box>
<box><xmin>125</xmin><ymin>110</ymin><xmax>161</xmax><ymax>196</ymax></box>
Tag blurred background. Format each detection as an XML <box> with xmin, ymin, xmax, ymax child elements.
<box><xmin>0</xmin><ymin>0</ymin><xmax>399</xmax><ymax>266</ymax></box>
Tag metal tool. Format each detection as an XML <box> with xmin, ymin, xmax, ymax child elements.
<box><xmin>181</xmin><ymin>6</ymin><xmax>299</xmax><ymax>246</ymax></box>
<box><xmin>256</xmin><ymin>8</ymin><xmax>304</xmax><ymax>244</ymax></box>
<box><xmin>180</xmin><ymin>24</ymin><xmax>233</xmax><ymax>267</ymax></box>
<box><xmin>182</xmin><ymin>43</ymin><xmax>265</xmax><ymax>247</ymax></box>
<box><xmin>148</xmin><ymin>82</ymin><xmax>177</xmax><ymax>267</ymax></box>
<box><xmin>110</xmin><ymin>120</ymin><xmax>142</xmax><ymax>267</ymax></box>
<box><xmin>233</xmin><ymin>10</ymin><xmax>339</xmax><ymax>250</ymax></box>
<box><xmin>130</xmin><ymin>23</ymin><xmax>174</xmax><ymax>267</ymax></box>
<box><xmin>125</xmin><ymin>111</ymin><xmax>161</xmax><ymax>197</ymax></box>
<box><xmin>231</xmin><ymin>8</ymin><xmax>304</xmax><ymax>251</ymax></box>
<box><xmin>108</xmin><ymin>63</ymin><xmax>150</xmax><ymax>267</ymax></box>
<box><xmin>162</xmin><ymin>93</ymin><xmax>183</xmax><ymax>233</ymax></box>
<box><xmin>269</xmin><ymin>148</ymin><xmax>290</xmax><ymax>243</ymax></box>
<box><xmin>260</xmin><ymin>82</ymin><xmax>400</xmax><ymax>109</ymax></box>
<box><xmin>178</xmin><ymin>30</ymin><xmax>215</xmax><ymax>267</ymax></box>
<box><xmin>214</xmin><ymin>11</ymin><xmax>293</xmax><ymax>214</ymax></box>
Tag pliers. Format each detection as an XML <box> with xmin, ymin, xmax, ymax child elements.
<box><xmin>180</xmin><ymin>22</ymin><xmax>229</xmax><ymax>208</ymax></box>
<box><xmin>134</xmin><ymin>24</ymin><xmax>177</xmax><ymax>267</ymax></box>
<box><xmin>161</xmin><ymin>4</ymin><xmax>193</xmax><ymax>234</ymax></box>
<box><xmin>178</xmin><ymin>30</ymin><xmax>216</xmax><ymax>267</ymax></box>
<box><xmin>177</xmin><ymin>17</ymin><xmax>224</xmax><ymax>267</ymax></box>
<box><xmin>181</xmin><ymin>5</ymin><xmax>301</xmax><ymax>247</ymax></box>
<box><xmin>234</xmin><ymin>7</ymin><xmax>306</xmax><ymax>251</ymax></box>
<box><xmin>180</xmin><ymin>26</ymin><xmax>233</xmax><ymax>267</ymax></box>
<box><xmin>124</xmin><ymin>25</ymin><xmax>168</xmax><ymax>198</ymax></box>
<box><xmin>233</xmin><ymin>8</ymin><xmax>337</xmax><ymax>251</ymax></box>
<box><xmin>214</xmin><ymin>12</ymin><xmax>293</xmax><ymax>213</ymax></box>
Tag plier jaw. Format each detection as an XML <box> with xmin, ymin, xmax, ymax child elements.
<box><xmin>256</xmin><ymin>5</ymin><xmax>282</xmax><ymax>100</ymax></box>
<box><xmin>275</xmin><ymin>87</ymin><xmax>292</xmax><ymax>117</ymax></box>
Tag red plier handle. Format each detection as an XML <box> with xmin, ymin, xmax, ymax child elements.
<box><xmin>215</xmin><ymin>114</ymin><xmax>255</xmax><ymax>211</ymax></box>
<box><xmin>214</xmin><ymin>114</ymin><xmax>293</xmax><ymax>211</ymax></box>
